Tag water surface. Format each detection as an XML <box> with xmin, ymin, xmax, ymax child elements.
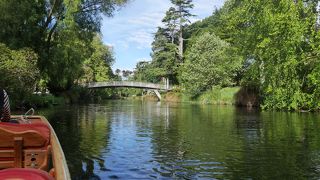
<box><xmin>39</xmin><ymin>100</ymin><xmax>320</xmax><ymax>179</ymax></box>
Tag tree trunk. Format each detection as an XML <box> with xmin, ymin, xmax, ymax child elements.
<box><xmin>178</xmin><ymin>4</ymin><xmax>183</xmax><ymax>61</ymax></box>
<box><xmin>179</xmin><ymin>26</ymin><xmax>183</xmax><ymax>60</ymax></box>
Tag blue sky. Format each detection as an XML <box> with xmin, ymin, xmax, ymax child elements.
<box><xmin>101</xmin><ymin>0</ymin><xmax>225</xmax><ymax>71</ymax></box>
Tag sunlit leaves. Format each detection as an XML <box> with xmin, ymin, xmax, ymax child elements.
<box><xmin>81</xmin><ymin>34</ymin><xmax>114</xmax><ymax>83</ymax></box>
<box><xmin>180</xmin><ymin>32</ymin><xmax>242</xmax><ymax>97</ymax></box>
<box><xmin>222</xmin><ymin>0</ymin><xmax>320</xmax><ymax>110</ymax></box>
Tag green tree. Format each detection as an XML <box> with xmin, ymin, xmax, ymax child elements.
<box><xmin>222</xmin><ymin>0</ymin><xmax>319</xmax><ymax>110</ymax></box>
<box><xmin>170</xmin><ymin>0</ymin><xmax>194</xmax><ymax>58</ymax></box>
<box><xmin>137</xmin><ymin>0</ymin><xmax>194</xmax><ymax>85</ymax></box>
<box><xmin>0</xmin><ymin>0</ymin><xmax>128</xmax><ymax>94</ymax></box>
<box><xmin>134</xmin><ymin>27</ymin><xmax>179</xmax><ymax>84</ymax></box>
<box><xmin>42</xmin><ymin>0</ymin><xmax>128</xmax><ymax>92</ymax></box>
<box><xmin>0</xmin><ymin>43</ymin><xmax>39</xmax><ymax>104</ymax></box>
<box><xmin>180</xmin><ymin>32</ymin><xmax>242</xmax><ymax>97</ymax></box>
<box><xmin>150</xmin><ymin>28</ymin><xmax>179</xmax><ymax>83</ymax></box>
<box><xmin>162</xmin><ymin>7</ymin><xmax>179</xmax><ymax>44</ymax></box>
<box><xmin>81</xmin><ymin>34</ymin><xmax>114</xmax><ymax>83</ymax></box>
<box><xmin>0</xmin><ymin>0</ymin><xmax>46</xmax><ymax>49</ymax></box>
<box><xmin>122</xmin><ymin>70</ymin><xmax>133</xmax><ymax>79</ymax></box>
<box><xmin>133</xmin><ymin>61</ymin><xmax>151</xmax><ymax>81</ymax></box>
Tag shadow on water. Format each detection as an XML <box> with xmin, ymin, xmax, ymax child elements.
<box><xmin>39</xmin><ymin>105</ymin><xmax>112</xmax><ymax>180</ymax></box>
<box><xmin>37</xmin><ymin>100</ymin><xmax>320</xmax><ymax>179</ymax></box>
<box><xmin>226</xmin><ymin>108</ymin><xmax>320</xmax><ymax>179</ymax></box>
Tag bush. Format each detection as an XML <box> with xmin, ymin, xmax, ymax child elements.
<box><xmin>179</xmin><ymin>32</ymin><xmax>242</xmax><ymax>97</ymax></box>
<box><xmin>25</xmin><ymin>94</ymin><xmax>65</xmax><ymax>108</ymax></box>
<box><xmin>0</xmin><ymin>43</ymin><xmax>39</xmax><ymax>106</ymax></box>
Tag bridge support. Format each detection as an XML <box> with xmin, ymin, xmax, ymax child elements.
<box><xmin>153</xmin><ymin>90</ymin><xmax>161</xmax><ymax>101</ymax></box>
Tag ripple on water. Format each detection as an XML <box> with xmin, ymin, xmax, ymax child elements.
<box><xmin>42</xmin><ymin>101</ymin><xmax>320</xmax><ymax>179</ymax></box>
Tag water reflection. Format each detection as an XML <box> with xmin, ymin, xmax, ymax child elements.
<box><xmin>40</xmin><ymin>105</ymin><xmax>111</xmax><ymax>179</ymax></box>
<box><xmin>39</xmin><ymin>100</ymin><xmax>320</xmax><ymax>179</ymax></box>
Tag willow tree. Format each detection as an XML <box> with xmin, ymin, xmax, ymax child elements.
<box><xmin>222</xmin><ymin>0</ymin><xmax>320</xmax><ymax>110</ymax></box>
<box><xmin>40</xmin><ymin>0</ymin><xmax>128</xmax><ymax>92</ymax></box>
<box><xmin>0</xmin><ymin>0</ymin><xmax>128</xmax><ymax>93</ymax></box>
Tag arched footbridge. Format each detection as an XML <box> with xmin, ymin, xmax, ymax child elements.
<box><xmin>87</xmin><ymin>81</ymin><xmax>172</xmax><ymax>100</ymax></box>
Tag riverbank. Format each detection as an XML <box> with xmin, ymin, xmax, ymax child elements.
<box><xmin>163</xmin><ymin>86</ymin><xmax>259</xmax><ymax>107</ymax></box>
<box><xmin>162</xmin><ymin>87</ymin><xmax>238</xmax><ymax>105</ymax></box>
<box><xmin>15</xmin><ymin>86</ymin><xmax>258</xmax><ymax>110</ymax></box>
<box><xmin>14</xmin><ymin>94</ymin><xmax>65</xmax><ymax>109</ymax></box>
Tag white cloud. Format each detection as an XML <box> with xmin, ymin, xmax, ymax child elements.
<box><xmin>101</xmin><ymin>0</ymin><xmax>226</xmax><ymax>70</ymax></box>
<box><xmin>116</xmin><ymin>40</ymin><xmax>129</xmax><ymax>50</ymax></box>
<box><xmin>194</xmin><ymin>0</ymin><xmax>225</xmax><ymax>13</ymax></box>
<box><xmin>103</xmin><ymin>13</ymin><xmax>163</xmax><ymax>50</ymax></box>
<box><xmin>103</xmin><ymin>0</ymin><xmax>226</xmax><ymax>51</ymax></box>
<box><xmin>128</xmin><ymin>30</ymin><xmax>154</xmax><ymax>49</ymax></box>
<box><xmin>127</xmin><ymin>12</ymin><xmax>164</xmax><ymax>27</ymax></box>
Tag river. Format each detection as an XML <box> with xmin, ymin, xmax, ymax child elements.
<box><xmin>39</xmin><ymin>100</ymin><xmax>320</xmax><ymax>179</ymax></box>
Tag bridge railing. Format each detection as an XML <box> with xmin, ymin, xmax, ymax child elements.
<box><xmin>87</xmin><ymin>81</ymin><xmax>171</xmax><ymax>90</ymax></box>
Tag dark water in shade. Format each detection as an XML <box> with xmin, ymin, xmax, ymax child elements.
<box><xmin>38</xmin><ymin>100</ymin><xmax>320</xmax><ymax>179</ymax></box>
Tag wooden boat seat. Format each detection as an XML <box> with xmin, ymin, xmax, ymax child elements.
<box><xmin>0</xmin><ymin>168</ymin><xmax>54</xmax><ymax>180</ymax></box>
<box><xmin>0</xmin><ymin>121</ymin><xmax>51</xmax><ymax>170</ymax></box>
<box><xmin>0</xmin><ymin>122</ymin><xmax>50</xmax><ymax>147</ymax></box>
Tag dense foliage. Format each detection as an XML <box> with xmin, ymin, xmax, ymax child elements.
<box><xmin>1</xmin><ymin>0</ymin><xmax>320</xmax><ymax>111</ymax></box>
<box><xmin>180</xmin><ymin>32</ymin><xmax>242</xmax><ymax>97</ymax></box>
<box><xmin>0</xmin><ymin>44</ymin><xmax>39</xmax><ymax>104</ymax></box>
<box><xmin>81</xmin><ymin>35</ymin><xmax>115</xmax><ymax>83</ymax></box>
<box><xmin>0</xmin><ymin>0</ymin><xmax>127</xmax><ymax>103</ymax></box>
<box><xmin>219</xmin><ymin>0</ymin><xmax>320</xmax><ymax>111</ymax></box>
<box><xmin>134</xmin><ymin>0</ymin><xmax>320</xmax><ymax>111</ymax></box>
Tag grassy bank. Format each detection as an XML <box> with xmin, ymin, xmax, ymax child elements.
<box><xmin>163</xmin><ymin>86</ymin><xmax>259</xmax><ymax>107</ymax></box>
<box><xmin>163</xmin><ymin>87</ymin><xmax>240</xmax><ymax>105</ymax></box>
<box><xmin>31</xmin><ymin>86</ymin><xmax>257</xmax><ymax>108</ymax></box>
<box><xmin>197</xmin><ymin>87</ymin><xmax>240</xmax><ymax>105</ymax></box>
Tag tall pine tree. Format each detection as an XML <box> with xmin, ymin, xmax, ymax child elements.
<box><xmin>134</xmin><ymin>0</ymin><xmax>194</xmax><ymax>84</ymax></box>
<box><xmin>171</xmin><ymin>0</ymin><xmax>194</xmax><ymax>59</ymax></box>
